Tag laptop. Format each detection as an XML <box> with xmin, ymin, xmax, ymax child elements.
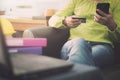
<box><xmin>0</xmin><ymin>24</ymin><xmax>73</xmax><ymax>80</ymax></box>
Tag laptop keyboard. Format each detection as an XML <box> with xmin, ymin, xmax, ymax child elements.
<box><xmin>10</xmin><ymin>53</ymin><xmax>73</xmax><ymax>71</ymax></box>
<box><xmin>10</xmin><ymin>53</ymin><xmax>49</xmax><ymax>71</ymax></box>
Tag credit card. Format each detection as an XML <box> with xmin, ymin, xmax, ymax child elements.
<box><xmin>72</xmin><ymin>18</ymin><xmax>86</xmax><ymax>23</ymax></box>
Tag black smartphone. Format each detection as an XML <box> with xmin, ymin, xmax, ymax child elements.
<box><xmin>72</xmin><ymin>18</ymin><xmax>86</xmax><ymax>23</ymax></box>
<box><xmin>96</xmin><ymin>3</ymin><xmax>110</xmax><ymax>16</ymax></box>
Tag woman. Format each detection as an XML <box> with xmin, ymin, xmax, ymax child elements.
<box><xmin>49</xmin><ymin>0</ymin><xmax>120</xmax><ymax>68</ymax></box>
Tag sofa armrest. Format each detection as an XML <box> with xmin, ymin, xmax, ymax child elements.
<box><xmin>23</xmin><ymin>26</ymin><xmax>70</xmax><ymax>58</ymax></box>
<box><xmin>23</xmin><ymin>29</ymin><xmax>34</xmax><ymax>38</ymax></box>
<box><xmin>113</xmin><ymin>43</ymin><xmax>120</xmax><ymax>64</ymax></box>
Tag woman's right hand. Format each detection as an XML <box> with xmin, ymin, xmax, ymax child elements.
<box><xmin>63</xmin><ymin>15</ymin><xmax>81</xmax><ymax>28</ymax></box>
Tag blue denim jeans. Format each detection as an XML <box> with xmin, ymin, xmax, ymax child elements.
<box><xmin>61</xmin><ymin>38</ymin><xmax>114</xmax><ymax>68</ymax></box>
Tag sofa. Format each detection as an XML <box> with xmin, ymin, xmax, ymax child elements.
<box><xmin>23</xmin><ymin>26</ymin><xmax>120</xmax><ymax>80</ymax></box>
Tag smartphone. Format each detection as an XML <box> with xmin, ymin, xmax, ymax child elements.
<box><xmin>72</xmin><ymin>18</ymin><xmax>86</xmax><ymax>23</ymax></box>
<box><xmin>96</xmin><ymin>3</ymin><xmax>110</xmax><ymax>16</ymax></box>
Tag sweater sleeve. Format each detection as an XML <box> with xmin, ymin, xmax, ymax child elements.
<box><xmin>48</xmin><ymin>0</ymin><xmax>76</xmax><ymax>28</ymax></box>
<box><xmin>109</xmin><ymin>0</ymin><xmax>120</xmax><ymax>43</ymax></box>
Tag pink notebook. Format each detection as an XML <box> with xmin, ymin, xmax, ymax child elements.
<box><xmin>6</xmin><ymin>38</ymin><xmax>47</xmax><ymax>47</ymax></box>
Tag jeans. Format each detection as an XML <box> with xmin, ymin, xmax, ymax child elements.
<box><xmin>61</xmin><ymin>38</ymin><xmax>114</xmax><ymax>68</ymax></box>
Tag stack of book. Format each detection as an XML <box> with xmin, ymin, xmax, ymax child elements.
<box><xmin>6</xmin><ymin>38</ymin><xmax>47</xmax><ymax>55</ymax></box>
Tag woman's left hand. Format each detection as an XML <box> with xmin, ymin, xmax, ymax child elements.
<box><xmin>94</xmin><ymin>9</ymin><xmax>117</xmax><ymax>31</ymax></box>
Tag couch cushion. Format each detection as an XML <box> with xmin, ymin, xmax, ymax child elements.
<box><xmin>102</xmin><ymin>65</ymin><xmax>120</xmax><ymax>80</ymax></box>
<box><xmin>114</xmin><ymin>43</ymin><xmax>120</xmax><ymax>64</ymax></box>
<box><xmin>23</xmin><ymin>26</ymin><xmax>70</xmax><ymax>58</ymax></box>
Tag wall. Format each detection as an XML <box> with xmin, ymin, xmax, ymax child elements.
<box><xmin>0</xmin><ymin>0</ymin><xmax>69</xmax><ymax>18</ymax></box>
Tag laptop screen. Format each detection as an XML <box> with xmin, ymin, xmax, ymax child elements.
<box><xmin>0</xmin><ymin>23</ymin><xmax>14</xmax><ymax>78</ymax></box>
<box><xmin>0</xmin><ymin>40</ymin><xmax>6</xmax><ymax>65</ymax></box>
<box><xmin>0</xmin><ymin>24</ymin><xmax>8</xmax><ymax>66</ymax></box>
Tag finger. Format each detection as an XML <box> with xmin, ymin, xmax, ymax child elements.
<box><xmin>109</xmin><ymin>12</ymin><xmax>112</xmax><ymax>15</ymax></box>
<box><xmin>94</xmin><ymin>16</ymin><xmax>106</xmax><ymax>25</ymax></box>
<box><xmin>71</xmin><ymin>15</ymin><xmax>78</xmax><ymax>19</ymax></box>
<box><xmin>95</xmin><ymin>11</ymin><xmax>107</xmax><ymax>20</ymax></box>
<box><xmin>69</xmin><ymin>24</ymin><xmax>76</xmax><ymax>28</ymax></box>
<box><xmin>94</xmin><ymin>15</ymin><xmax>100</xmax><ymax>22</ymax></box>
<box><xmin>96</xmin><ymin>9</ymin><xmax>108</xmax><ymax>17</ymax></box>
<box><xmin>70</xmin><ymin>21</ymin><xmax>80</xmax><ymax>26</ymax></box>
<box><xmin>94</xmin><ymin>13</ymin><xmax>101</xmax><ymax>20</ymax></box>
<box><xmin>71</xmin><ymin>17</ymin><xmax>81</xmax><ymax>22</ymax></box>
<box><xmin>73</xmin><ymin>21</ymin><xmax>81</xmax><ymax>25</ymax></box>
<box><xmin>69</xmin><ymin>21</ymin><xmax>81</xmax><ymax>27</ymax></box>
<box><xmin>72</xmin><ymin>19</ymin><xmax>80</xmax><ymax>22</ymax></box>
<box><xmin>108</xmin><ymin>12</ymin><xmax>113</xmax><ymax>18</ymax></box>
<box><xmin>66</xmin><ymin>17</ymin><xmax>80</xmax><ymax>23</ymax></box>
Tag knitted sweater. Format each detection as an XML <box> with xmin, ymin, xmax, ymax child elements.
<box><xmin>49</xmin><ymin>0</ymin><xmax>120</xmax><ymax>46</ymax></box>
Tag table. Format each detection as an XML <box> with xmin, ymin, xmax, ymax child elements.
<box><xmin>8</xmin><ymin>18</ymin><xmax>47</xmax><ymax>31</ymax></box>
<box><xmin>6</xmin><ymin>18</ymin><xmax>48</xmax><ymax>37</ymax></box>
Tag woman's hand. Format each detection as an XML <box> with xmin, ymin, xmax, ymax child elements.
<box><xmin>63</xmin><ymin>15</ymin><xmax>81</xmax><ymax>28</ymax></box>
<box><xmin>94</xmin><ymin>9</ymin><xmax>117</xmax><ymax>31</ymax></box>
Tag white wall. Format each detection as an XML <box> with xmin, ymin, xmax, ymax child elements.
<box><xmin>0</xmin><ymin>0</ymin><xmax>69</xmax><ymax>18</ymax></box>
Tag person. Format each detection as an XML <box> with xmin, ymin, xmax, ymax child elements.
<box><xmin>49</xmin><ymin>0</ymin><xmax>120</xmax><ymax>68</ymax></box>
<box><xmin>0</xmin><ymin>17</ymin><xmax>15</xmax><ymax>37</ymax></box>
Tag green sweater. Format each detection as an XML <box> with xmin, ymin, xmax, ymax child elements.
<box><xmin>49</xmin><ymin>0</ymin><xmax>120</xmax><ymax>46</ymax></box>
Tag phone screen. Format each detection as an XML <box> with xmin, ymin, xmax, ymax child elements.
<box><xmin>96</xmin><ymin>3</ymin><xmax>110</xmax><ymax>16</ymax></box>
